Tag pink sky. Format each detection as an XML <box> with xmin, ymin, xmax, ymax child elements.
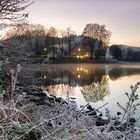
<box><xmin>26</xmin><ymin>0</ymin><xmax>140</xmax><ymax>47</ymax></box>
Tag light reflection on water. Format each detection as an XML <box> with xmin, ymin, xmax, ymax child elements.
<box><xmin>35</xmin><ymin>64</ymin><xmax>140</xmax><ymax>126</ymax></box>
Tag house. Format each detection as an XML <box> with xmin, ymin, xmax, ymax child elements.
<box><xmin>71</xmin><ymin>36</ymin><xmax>92</xmax><ymax>59</ymax></box>
<box><xmin>71</xmin><ymin>36</ymin><xmax>106</xmax><ymax>59</ymax></box>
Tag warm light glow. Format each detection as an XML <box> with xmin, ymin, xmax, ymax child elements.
<box><xmin>77</xmin><ymin>74</ymin><xmax>81</xmax><ymax>79</ymax></box>
<box><xmin>75</xmin><ymin>67</ymin><xmax>89</xmax><ymax>75</ymax></box>
<box><xmin>78</xmin><ymin>48</ymin><xmax>81</xmax><ymax>52</ymax></box>
<box><xmin>77</xmin><ymin>55</ymin><xmax>84</xmax><ymax>59</ymax></box>
<box><xmin>83</xmin><ymin>52</ymin><xmax>89</xmax><ymax>58</ymax></box>
<box><xmin>85</xmin><ymin>70</ymin><xmax>88</xmax><ymax>74</ymax></box>
<box><xmin>77</xmin><ymin>68</ymin><xmax>80</xmax><ymax>71</ymax></box>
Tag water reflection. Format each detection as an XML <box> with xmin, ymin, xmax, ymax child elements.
<box><xmin>81</xmin><ymin>75</ymin><xmax>110</xmax><ymax>102</ymax></box>
<box><xmin>109</xmin><ymin>67</ymin><xmax>140</xmax><ymax>80</ymax></box>
<box><xmin>34</xmin><ymin>65</ymin><xmax>140</xmax><ymax>103</ymax></box>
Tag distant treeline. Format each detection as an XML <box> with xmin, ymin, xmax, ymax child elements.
<box><xmin>2</xmin><ymin>22</ymin><xmax>111</xmax><ymax>60</ymax></box>
<box><xmin>110</xmin><ymin>45</ymin><xmax>140</xmax><ymax>62</ymax></box>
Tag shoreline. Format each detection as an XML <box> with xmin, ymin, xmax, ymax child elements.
<box><xmin>23</xmin><ymin>62</ymin><xmax>140</xmax><ymax>71</ymax></box>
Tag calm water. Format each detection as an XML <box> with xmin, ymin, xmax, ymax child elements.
<box><xmin>35</xmin><ymin>64</ymin><xmax>140</xmax><ymax>125</ymax></box>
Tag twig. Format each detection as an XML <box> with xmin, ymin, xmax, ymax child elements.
<box><xmin>87</xmin><ymin>103</ymin><xmax>108</xmax><ymax>115</ymax></box>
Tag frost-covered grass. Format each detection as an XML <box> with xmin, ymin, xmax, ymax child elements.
<box><xmin>26</xmin><ymin>94</ymin><xmax>140</xmax><ymax>140</ymax></box>
<box><xmin>0</xmin><ymin>62</ymin><xmax>140</xmax><ymax>140</ymax></box>
<box><xmin>0</xmin><ymin>64</ymin><xmax>33</xmax><ymax>140</ymax></box>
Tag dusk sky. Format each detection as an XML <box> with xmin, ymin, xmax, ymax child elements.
<box><xmin>26</xmin><ymin>0</ymin><xmax>140</xmax><ymax>47</ymax></box>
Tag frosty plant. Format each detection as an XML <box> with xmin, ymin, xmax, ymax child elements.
<box><xmin>10</xmin><ymin>64</ymin><xmax>22</xmax><ymax>99</ymax></box>
<box><xmin>117</xmin><ymin>82</ymin><xmax>140</xmax><ymax>128</ymax></box>
<box><xmin>0</xmin><ymin>64</ymin><xmax>32</xmax><ymax>140</ymax></box>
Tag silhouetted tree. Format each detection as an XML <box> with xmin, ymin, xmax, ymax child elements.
<box><xmin>65</xmin><ymin>28</ymin><xmax>75</xmax><ymax>58</ymax></box>
<box><xmin>0</xmin><ymin>0</ymin><xmax>32</xmax><ymax>29</ymax></box>
<box><xmin>33</xmin><ymin>35</ymin><xmax>46</xmax><ymax>55</ymax></box>
<box><xmin>5</xmin><ymin>23</ymin><xmax>46</xmax><ymax>54</ymax></box>
<box><xmin>127</xmin><ymin>49</ymin><xmax>133</xmax><ymax>60</ymax></box>
<box><xmin>127</xmin><ymin>50</ymin><xmax>140</xmax><ymax>62</ymax></box>
<box><xmin>47</xmin><ymin>27</ymin><xmax>58</xmax><ymax>58</ymax></box>
<box><xmin>5</xmin><ymin>23</ymin><xmax>46</xmax><ymax>39</ymax></box>
<box><xmin>82</xmin><ymin>23</ymin><xmax>111</xmax><ymax>59</ymax></box>
<box><xmin>59</xmin><ymin>30</ymin><xmax>65</xmax><ymax>58</ymax></box>
<box><xmin>34</xmin><ymin>38</ymin><xmax>40</xmax><ymax>55</ymax></box>
<box><xmin>110</xmin><ymin>45</ymin><xmax>122</xmax><ymax>60</ymax></box>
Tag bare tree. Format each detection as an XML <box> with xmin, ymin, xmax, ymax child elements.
<box><xmin>65</xmin><ymin>27</ymin><xmax>75</xmax><ymax>58</ymax></box>
<box><xmin>82</xmin><ymin>23</ymin><xmax>111</xmax><ymax>47</ymax></box>
<box><xmin>4</xmin><ymin>22</ymin><xmax>46</xmax><ymax>56</ymax></box>
<box><xmin>47</xmin><ymin>27</ymin><xmax>58</xmax><ymax>58</ymax></box>
<box><xmin>0</xmin><ymin>0</ymin><xmax>32</xmax><ymax>21</ymax></box>
<box><xmin>5</xmin><ymin>22</ymin><xmax>29</xmax><ymax>39</ymax></box>
<box><xmin>5</xmin><ymin>22</ymin><xmax>46</xmax><ymax>37</ymax></box>
<box><xmin>82</xmin><ymin>23</ymin><xmax>111</xmax><ymax>59</ymax></box>
<box><xmin>0</xmin><ymin>0</ymin><xmax>33</xmax><ymax>30</ymax></box>
<box><xmin>5</xmin><ymin>22</ymin><xmax>46</xmax><ymax>39</ymax></box>
<box><xmin>81</xmin><ymin>75</ymin><xmax>110</xmax><ymax>102</ymax></box>
<box><xmin>27</xmin><ymin>24</ymin><xmax>46</xmax><ymax>36</ymax></box>
<box><xmin>59</xmin><ymin>30</ymin><xmax>65</xmax><ymax>58</ymax></box>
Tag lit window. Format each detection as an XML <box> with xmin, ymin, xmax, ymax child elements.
<box><xmin>77</xmin><ymin>74</ymin><xmax>81</xmax><ymax>79</ymax></box>
<box><xmin>77</xmin><ymin>68</ymin><xmax>80</xmax><ymax>71</ymax></box>
<box><xmin>78</xmin><ymin>48</ymin><xmax>81</xmax><ymax>52</ymax></box>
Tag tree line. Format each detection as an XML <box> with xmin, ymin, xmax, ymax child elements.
<box><xmin>110</xmin><ymin>45</ymin><xmax>140</xmax><ymax>62</ymax></box>
<box><xmin>3</xmin><ymin>22</ymin><xmax>111</xmax><ymax>60</ymax></box>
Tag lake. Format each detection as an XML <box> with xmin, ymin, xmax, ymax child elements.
<box><xmin>34</xmin><ymin>64</ymin><xmax>140</xmax><ymax>126</ymax></box>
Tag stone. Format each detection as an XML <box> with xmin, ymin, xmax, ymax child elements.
<box><xmin>87</xmin><ymin>104</ymin><xmax>93</xmax><ymax>111</ymax></box>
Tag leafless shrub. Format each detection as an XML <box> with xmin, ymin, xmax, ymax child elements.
<box><xmin>117</xmin><ymin>82</ymin><xmax>140</xmax><ymax>129</ymax></box>
<box><xmin>0</xmin><ymin>64</ymin><xmax>33</xmax><ymax>140</ymax></box>
<box><xmin>0</xmin><ymin>0</ymin><xmax>33</xmax><ymax>21</ymax></box>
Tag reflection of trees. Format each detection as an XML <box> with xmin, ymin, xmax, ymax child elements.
<box><xmin>108</xmin><ymin>67</ymin><xmax>140</xmax><ymax>81</ymax></box>
<box><xmin>42</xmin><ymin>84</ymin><xmax>74</xmax><ymax>97</ymax></box>
<box><xmin>35</xmin><ymin>67</ymin><xmax>107</xmax><ymax>87</ymax></box>
<box><xmin>39</xmin><ymin>69</ymin><xmax>74</xmax><ymax>96</ymax></box>
<box><xmin>36</xmin><ymin>66</ymin><xmax>140</xmax><ymax>103</ymax></box>
<box><xmin>81</xmin><ymin>75</ymin><xmax>110</xmax><ymax>102</ymax></box>
<box><xmin>39</xmin><ymin>66</ymin><xmax>110</xmax><ymax>102</ymax></box>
